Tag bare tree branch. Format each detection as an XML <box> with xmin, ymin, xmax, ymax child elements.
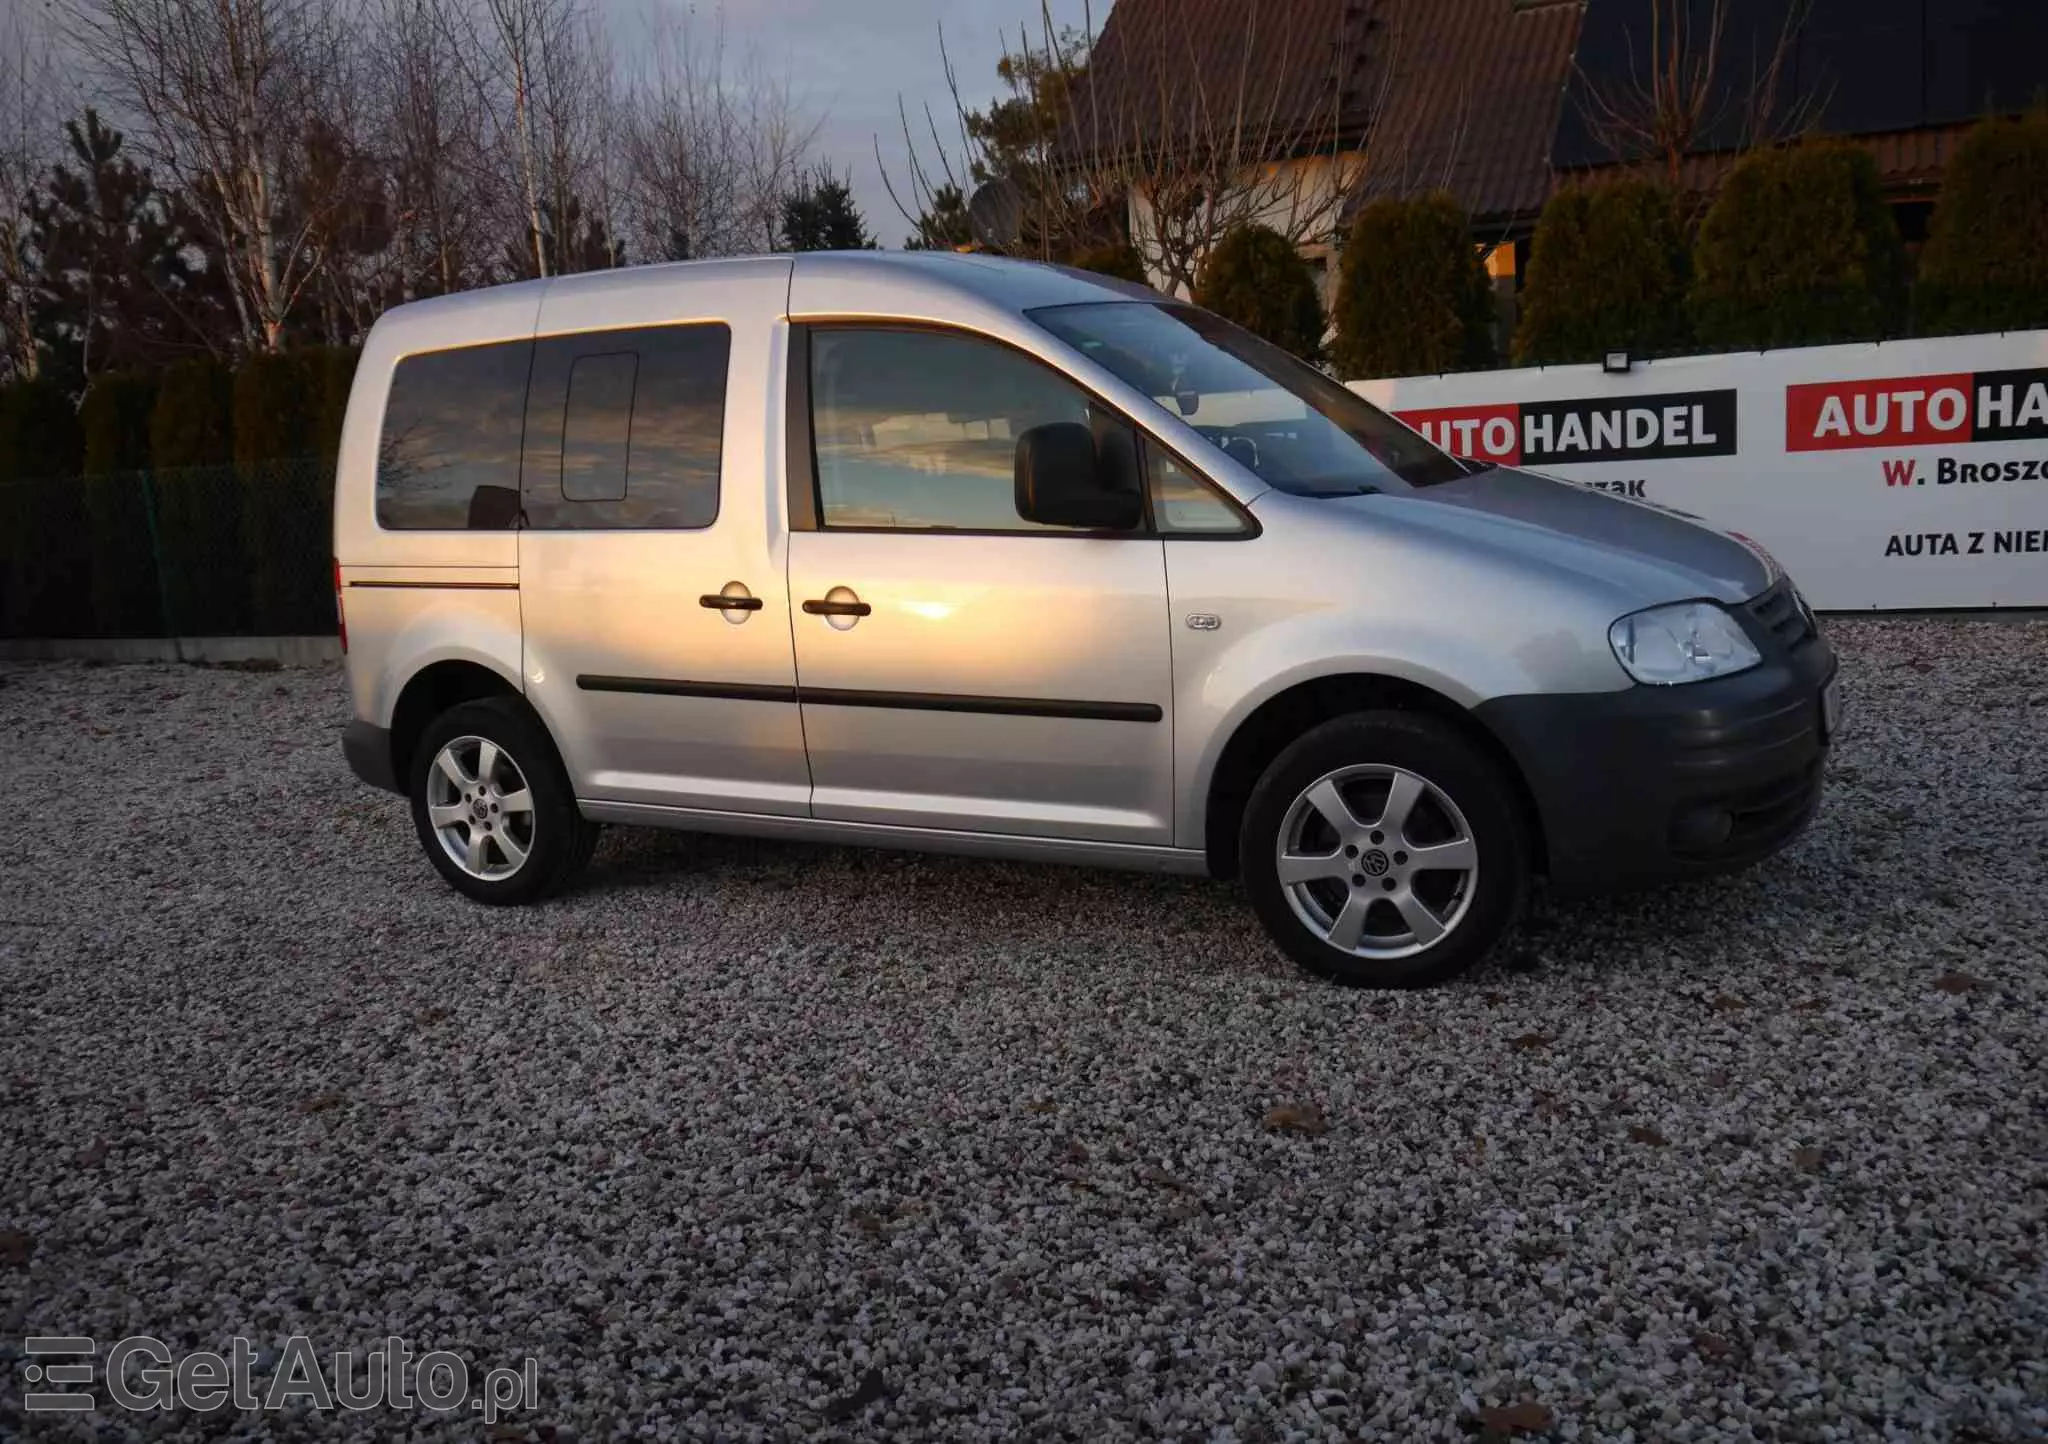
<box><xmin>0</xmin><ymin>7</ymin><xmax>62</xmax><ymax>379</ymax></box>
<box><xmin>67</xmin><ymin>0</ymin><xmax>354</xmax><ymax>351</ymax></box>
<box><xmin>1573</xmin><ymin>0</ymin><xmax>1824</xmax><ymax>192</ymax></box>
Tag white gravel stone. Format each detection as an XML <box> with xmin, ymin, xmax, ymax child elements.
<box><xmin>0</xmin><ymin>619</ymin><xmax>2044</xmax><ymax>1442</ymax></box>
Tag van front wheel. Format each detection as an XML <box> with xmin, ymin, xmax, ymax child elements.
<box><xmin>1241</xmin><ymin>712</ymin><xmax>1526</xmax><ymax>988</ymax></box>
<box><xmin>409</xmin><ymin>698</ymin><xmax>597</xmax><ymax>905</ymax></box>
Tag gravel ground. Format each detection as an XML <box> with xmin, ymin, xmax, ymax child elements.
<box><xmin>1</xmin><ymin>617</ymin><xmax>2043</xmax><ymax>1444</ymax></box>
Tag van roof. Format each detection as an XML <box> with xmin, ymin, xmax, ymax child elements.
<box><xmin>367</xmin><ymin>250</ymin><xmax>1158</xmax><ymax>347</ymax></box>
<box><xmin>787</xmin><ymin>249</ymin><xmax>1160</xmax><ymax>309</ymax></box>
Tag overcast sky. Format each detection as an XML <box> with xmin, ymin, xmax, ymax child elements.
<box><xmin>8</xmin><ymin>0</ymin><xmax>1098</xmax><ymax>250</ymax></box>
<box><xmin>711</xmin><ymin>0</ymin><xmax>1096</xmax><ymax>247</ymax></box>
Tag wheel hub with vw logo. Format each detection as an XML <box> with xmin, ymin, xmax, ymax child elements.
<box><xmin>1273</xmin><ymin>763</ymin><xmax>1480</xmax><ymax>961</ymax></box>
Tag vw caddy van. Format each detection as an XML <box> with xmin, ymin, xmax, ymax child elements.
<box><xmin>336</xmin><ymin>253</ymin><xmax>1838</xmax><ymax>987</ymax></box>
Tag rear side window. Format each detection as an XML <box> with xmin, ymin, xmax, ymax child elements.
<box><xmin>523</xmin><ymin>323</ymin><xmax>729</xmax><ymax>530</ymax></box>
<box><xmin>377</xmin><ymin>340</ymin><xmax>534</xmax><ymax>530</ymax></box>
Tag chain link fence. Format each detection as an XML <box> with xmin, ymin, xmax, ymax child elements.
<box><xmin>0</xmin><ymin>460</ymin><xmax>337</xmax><ymax>640</ymax></box>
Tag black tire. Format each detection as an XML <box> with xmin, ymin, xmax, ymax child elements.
<box><xmin>1240</xmin><ymin>710</ymin><xmax>1527</xmax><ymax>988</ymax></box>
<box><xmin>408</xmin><ymin>697</ymin><xmax>598</xmax><ymax>905</ymax></box>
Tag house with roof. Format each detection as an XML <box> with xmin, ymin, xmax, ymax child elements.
<box><xmin>1066</xmin><ymin>0</ymin><xmax>2048</xmax><ymax>312</ymax></box>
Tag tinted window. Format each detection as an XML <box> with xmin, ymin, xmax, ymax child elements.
<box><xmin>810</xmin><ymin>328</ymin><xmax>1125</xmax><ymax>532</ymax></box>
<box><xmin>1148</xmin><ymin>448</ymin><xmax>1247</xmax><ymax>534</ymax></box>
<box><xmin>1031</xmin><ymin>302</ymin><xmax>1469</xmax><ymax>494</ymax></box>
<box><xmin>523</xmin><ymin>323</ymin><xmax>728</xmax><ymax>530</ymax></box>
<box><xmin>376</xmin><ymin>340</ymin><xmax>533</xmax><ymax>530</ymax></box>
<box><xmin>561</xmin><ymin>353</ymin><xmax>637</xmax><ymax>502</ymax></box>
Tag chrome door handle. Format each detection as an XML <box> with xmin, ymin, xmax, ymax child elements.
<box><xmin>801</xmin><ymin>598</ymin><xmax>872</xmax><ymax>617</ymax></box>
<box><xmin>699</xmin><ymin>593</ymin><xmax>763</xmax><ymax>612</ymax></box>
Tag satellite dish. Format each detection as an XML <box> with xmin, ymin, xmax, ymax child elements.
<box><xmin>967</xmin><ymin>178</ymin><xmax>1025</xmax><ymax>251</ymax></box>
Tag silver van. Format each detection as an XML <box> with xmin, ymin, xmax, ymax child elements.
<box><xmin>336</xmin><ymin>253</ymin><xmax>1838</xmax><ymax>987</ymax></box>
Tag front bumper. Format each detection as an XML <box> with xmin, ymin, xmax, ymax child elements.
<box><xmin>1475</xmin><ymin>593</ymin><xmax>1836</xmax><ymax>895</ymax></box>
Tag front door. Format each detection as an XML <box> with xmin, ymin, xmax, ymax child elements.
<box><xmin>786</xmin><ymin>325</ymin><xmax>1174</xmax><ymax>843</ymax></box>
<box><xmin>518</xmin><ymin>266</ymin><xmax>811</xmax><ymax>815</ymax></box>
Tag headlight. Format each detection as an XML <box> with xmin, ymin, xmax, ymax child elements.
<box><xmin>1609</xmin><ymin>601</ymin><xmax>1761</xmax><ymax>685</ymax></box>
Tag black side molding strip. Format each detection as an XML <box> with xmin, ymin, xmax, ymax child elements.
<box><xmin>577</xmin><ymin>676</ymin><xmax>798</xmax><ymax>704</ymax></box>
<box><xmin>574</xmin><ymin>675</ymin><xmax>1159</xmax><ymax>722</ymax></box>
<box><xmin>801</xmin><ymin>687</ymin><xmax>1161</xmax><ymax>722</ymax></box>
<box><xmin>348</xmin><ymin>579</ymin><xmax>520</xmax><ymax>591</ymax></box>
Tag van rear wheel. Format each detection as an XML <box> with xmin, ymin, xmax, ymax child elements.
<box><xmin>1241</xmin><ymin>711</ymin><xmax>1525</xmax><ymax>988</ymax></box>
<box><xmin>409</xmin><ymin>698</ymin><xmax>597</xmax><ymax>905</ymax></box>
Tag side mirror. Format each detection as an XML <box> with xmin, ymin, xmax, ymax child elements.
<box><xmin>1014</xmin><ymin>422</ymin><xmax>1142</xmax><ymax>530</ymax></box>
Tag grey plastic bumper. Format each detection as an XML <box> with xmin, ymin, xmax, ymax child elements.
<box><xmin>342</xmin><ymin>719</ymin><xmax>401</xmax><ymax>795</ymax></box>
<box><xmin>1476</xmin><ymin>633</ymin><xmax>1837</xmax><ymax>895</ymax></box>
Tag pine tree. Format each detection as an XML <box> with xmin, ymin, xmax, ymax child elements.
<box><xmin>904</xmin><ymin>184</ymin><xmax>971</xmax><ymax>251</ymax></box>
<box><xmin>1914</xmin><ymin>110</ymin><xmax>2048</xmax><ymax>336</ymax></box>
<box><xmin>27</xmin><ymin>110</ymin><xmax>225</xmax><ymax>382</ymax></box>
<box><xmin>1514</xmin><ymin>181</ymin><xmax>1689</xmax><ymax>365</ymax></box>
<box><xmin>779</xmin><ymin>167</ymin><xmax>877</xmax><ymax>252</ymax></box>
<box><xmin>1689</xmin><ymin>142</ymin><xmax>1907</xmax><ymax>350</ymax></box>
<box><xmin>1195</xmin><ymin>225</ymin><xmax>1324</xmax><ymax>361</ymax></box>
<box><xmin>1332</xmin><ymin>196</ymin><xmax>1497</xmax><ymax>379</ymax></box>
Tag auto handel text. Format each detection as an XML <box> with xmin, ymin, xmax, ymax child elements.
<box><xmin>19</xmin><ymin>1335</ymin><xmax>538</xmax><ymax>1421</ymax></box>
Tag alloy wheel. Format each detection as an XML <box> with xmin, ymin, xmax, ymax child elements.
<box><xmin>424</xmin><ymin>735</ymin><xmax>537</xmax><ymax>881</ymax></box>
<box><xmin>1274</xmin><ymin>763</ymin><xmax>1479</xmax><ymax>961</ymax></box>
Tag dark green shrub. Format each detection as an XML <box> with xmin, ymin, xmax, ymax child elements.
<box><xmin>1332</xmin><ymin>195</ymin><xmax>1497</xmax><ymax>378</ymax></box>
<box><xmin>149</xmin><ymin>358</ymin><xmax>244</xmax><ymax>633</ymax></box>
<box><xmin>1514</xmin><ymin>181</ymin><xmax>1689</xmax><ymax>364</ymax></box>
<box><xmin>0</xmin><ymin>376</ymin><xmax>85</xmax><ymax>481</ymax></box>
<box><xmin>235</xmin><ymin>351</ymin><xmax>325</xmax><ymax>631</ymax></box>
<box><xmin>79</xmin><ymin>373</ymin><xmax>166</xmax><ymax>635</ymax></box>
<box><xmin>1067</xmin><ymin>242</ymin><xmax>1148</xmax><ymax>286</ymax></box>
<box><xmin>313</xmin><ymin>347</ymin><xmax>360</xmax><ymax>460</ymax></box>
<box><xmin>0</xmin><ymin>474</ymin><xmax>93</xmax><ymax>638</ymax></box>
<box><xmin>0</xmin><ymin>378</ymin><xmax>88</xmax><ymax>638</ymax></box>
<box><xmin>1194</xmin><ymin>224</ymin><xmax>1325</xmax><ymax>361</ymax></box>
<box><xmin>1689</xmin><ymin>143</ymin><xmax>1908</xmax><ymax>350</ymax></box>
<box><xmin>233</xmin><ymin>351</ymin><xmax>323</xmax><ymax>464</ymax></box>
<box><xmin>1914</xmin><ymin>111</ymin><xmax>2048</xmax><ymax>336</ymax></box>
<box><xmin>150</xmin><ymin>357</ymin><xmax>233</xmax><ymax>468</ymax></box>
<box><xmin>81</xmin><ymin>373</ymin><xmax>158</xmax><ymax>475</ymax></box>
<box><xmin>237</xmin><ymin>455</ymin><xmax>332</xmax><ymax>634</ymax></box>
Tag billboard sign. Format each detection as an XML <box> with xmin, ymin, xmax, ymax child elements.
<box><xmin>1349</xmin><ymin>334</ymin><xmax>2048</xmax><ymax>609</ymax></box>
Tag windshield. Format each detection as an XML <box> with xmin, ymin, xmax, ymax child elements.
<box><xmin>1029</xmin><ymin>301</ymin><xmax>1472</xmax><ymax>494</ymax></box>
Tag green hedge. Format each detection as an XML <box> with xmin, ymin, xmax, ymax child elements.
<box><xmin>1333</xmin><ymin>195</ymin><xmax>1497</xmax><ymax>378</ymax></box>
<box><xmin>1689</xmin><ymin>142</ymin><xmax>1908</xmax><ymax>350</ymax></box>
<box><xmin>80</xmin><ymin>373</ymin><xmax>157</xmax><ymax>475</ymax></box>
<box><xmin>0</xmin><ymin>460</ymin><xmax>338</xmax><ymax>639</ymax></box>
<box><xmin>1914</xmin><ymin>111</ymin><xmax>2048</xmax><ymax>336</ymax></box>
<box><xmin>0</xmin><ymin>376</ymin><xmax>84</xmax><ymax>481</ymax></box>
<box><xmin>236</xmin><ymin>352</ymin><xmax>325</xmax><ymax>629</ymax></box>
<box><xmin>1066</xmin><ymin>243</ymin><xmax>1148</xmax><ymax>286</ymax></box>
<box><xmin>148</xmin><ymin>360</ymin><xmax>244</xmax><ymax>633</ymax></box>
<box><xmin>0</xmin><ymin>379</ymin><xmax>87</xmax><ymax>637</ymax></box>
<box><xmin>315</xmin><ymin>348</ymin><xmax>359</xmax><ymax>458</ymax></box>
<box><xmin>1194</xmin><ymin>224</ymin><xmax>1325</xmax><ymax>361</ymax></box>
<box><xmin>1514</xmin><ymin>181</ymin><xmax>1689</xmax><ymax>364</ymax></box>
<box><xmin>0</xmin><ymin>475</ymin><xmax>92</xmax><ymax>638</ymax></box>
<box><xmin>0</xmin><ymin>346</ymin><xmax>356</xmax><ymax>640</ymax></box>
<box><xmin>79</xmin><ymin>374</ymin><xmax>165</xmax><ymax>633</ymax></box>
